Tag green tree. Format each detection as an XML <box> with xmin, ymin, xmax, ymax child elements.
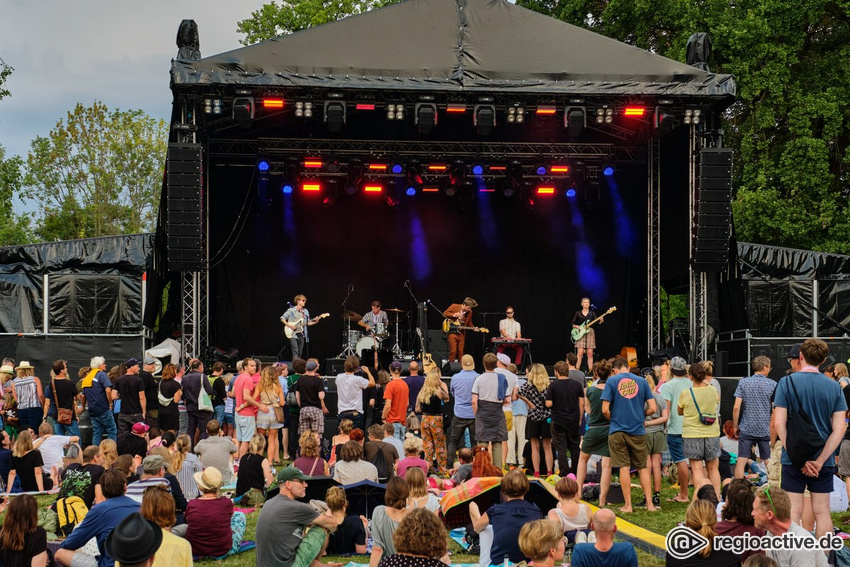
<box><xmin>0</xmin><ymin>58</ymin><xmax>12</xmax><ymax>101</ymax></box>
<box><xmin>237</xmin><ymin>0</ymin><xmax>399</xmax><ymax>44</ymax></box>
<box><xmin>23</xmin><ymin>102</ymin><xmax>168</xmax><ymax>241</ymax></box>
<box><xmin>0</xmin><ymin>145</ymin><xmax>33</xmax><ymax>246</ymax></box>
<box><xmin>520</xmin><ymin>0</ymin><xmax>850</xmax><ymax>253</ymax></box>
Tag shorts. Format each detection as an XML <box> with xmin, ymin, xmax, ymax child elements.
<box><xmin>839</xmin><ymin>439</ymin><xmax>850</xmax><ymax>477</ymax></box>
<box><xmin>505</xmin><ymin>411</ymin><xmax>513</xmax><ymax>432</ymax></box>
<box><xmin>222</xmin><ymin>411</ymin><xmax>236</xmax><ymax>426</ymax></box>
<box><xmin>683</xmin><ymin>436</ymin><xmax>721</xmax><ymax>462</ymax></box>
<box><xmin>526</xmin><ymin>418</ymin><xmax>552</xmax><ymax>440</ymax></box>
<box><xmin>235</xmin><ymin>414</ymin><xmax>256</xmax><ymax>442</ymax></box>
<box><xmin>782</xmin><ymin>464</ymin><xmax>837</xmax><ymax>494</ymax></box>
<box><xmin>581</xmin><ymin>426</ymin><xmax>610</xmax><ymax>457</ymax></box>
<box><xmin>646</xmin><ymin>430</ymin><xmax>668</xmax><ymax>455</ymax></box>
<box><xmin>299</xmin><ymin>406</ymin><xmax>325</xmax><ymax>437</ymax></box>
<box><xmin>667</xmin><ymin>433</ymin><xmax>686</xmax><ymax>463</ymax></box>
<box><xmin>256</xmin><ymin>408</ymin><xmax>278</xmax><ymax>430</ymax></box>
<box><xmin>292</xmin><ymin>525</ymin><xmax>328</xmax><ymax>567</ymax></box>
<box><xmin>739</xmin><ymin>435</ymin><xmax>771</xmax><ymax>462</ymax></box>
<box><xmin>608</xmin><ymin>431</ymin><xmax>647</xmax><ymax>469</ymax></box>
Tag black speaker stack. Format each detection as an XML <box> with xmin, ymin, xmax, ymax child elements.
<box><xmin>693</xmin><ymin>147</ymin><xmax>733</xmax><ymax>272</ymax></box>
<box><xmin>166</xmin><ymin>143</ymin><xmax>204</xmax><ymax>272</ymax></box>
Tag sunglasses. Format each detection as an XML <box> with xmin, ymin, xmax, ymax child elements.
<box><xmin>764</xmin><ymin>486</ymin><xmax>776</xmax><ymax>515</ymax></box>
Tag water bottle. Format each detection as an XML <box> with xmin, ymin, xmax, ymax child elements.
<box><xmin>504</xmin><ymin>554</ymin><xmax>510</xmax><ymax>567</ymax></box>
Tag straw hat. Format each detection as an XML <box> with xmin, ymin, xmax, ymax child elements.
<box><xmin>194</xmin><ymin>467</ymin><xmax>223</xmax><ymax>492</ymax></box>
<box><xmin>15</xmin><ymin>361</ymin><xmax>34</xmax><ymax>371</ymax></box>
<box><xmin>0</xmin><ymin>364</ymin><xmax>14</xmax><ymax>374</ymax></box>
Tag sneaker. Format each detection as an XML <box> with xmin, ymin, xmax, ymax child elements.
<box><xmin>652</xmin><ymin>492</ymin><xmax>661</xmax><ymax>508</ymax></box>
<box><xmin>587</xmin><ymin>532</ymin><xmax>597</xmax><ymax>544</ymax></box>
<box><xmin>533</xmin><ymin>471</ymin><xmax>541</xmax><ymax>477</ymax></box>
<box><xmin>575</xmin><ymin>532</ymin><xmax>587</xmax><ymax>544</ymax></box>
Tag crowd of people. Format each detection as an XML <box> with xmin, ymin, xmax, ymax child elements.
<box><xmin>0</xmin><ymin>335</ymin><xmax>845</xmax><ymax>567</ymax></box>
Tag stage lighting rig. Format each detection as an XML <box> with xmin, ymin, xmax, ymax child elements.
<box><xmin>295</xmin><ymin>100</ymin><xmax>314</xmax><ymax>118</ymax></box>
<box><xmin>564</xmin><ymin>106</ymin><xmax>586</xmax><ymax>137</ymax></box>
<box><xmin>232</xmin><ymin>97</ymin><xmax>254</xmax><ymax>129</ymax></box>
<box><xmin>324</xmin><ymin>100</ymin><xmax>346</xmax><ymax>132</ymax></box>
<box><xmin>474</xmin><ymin>104</ymin><xmax>496</xmax><ymax>136</ymax></box>
<box><xmin>507</xmin><ymin>103</ymin><xmax>526</xmax><ymax>124</ymax></box>
<box><xmin>416</xmin><ymin>103</ymin><xmax>438</xmax><ymax>134</ymax></box>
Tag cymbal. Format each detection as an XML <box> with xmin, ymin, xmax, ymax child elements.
<box><xmin>342</xmin><ymin>310</ymin><xmax>362</xmax><ymax>321</ymax></box>
<box><xmin>385</xmin><ymin>308</ymin><xmax>407</xmax><ymax>313</ymax></box>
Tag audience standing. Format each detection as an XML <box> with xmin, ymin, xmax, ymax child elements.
<box><xmin>546</xmin><ymin>360</ymin><xmax>584</xmax><ymax>477</ymax></box>
<box><xmin>472</xmin><ymin>353</ymin><xmax>510</xmax><ymax>469</ymax></box>
<box><xmin>448</xmin><ymin>355</ymin><xmax>478</xmax><ymax>464</ymax></box>
<box><xmin>518</xmin><ymin>363</ymin><xmax>554</xmax><ymax>477</ymax></box>
<box><xmin>660</xmin><ymin>356</ymin><xmax>693</xmax><ymax>503</ymax></box>
<box><xmin>733</xmin><ymin>356</ymin><xmax>776</xmax><ymax>480</ymax></box>
<box><xmin>415</xmin><ymin>368</ymin><xmax>450</xmax><ymax>475</ymax></box>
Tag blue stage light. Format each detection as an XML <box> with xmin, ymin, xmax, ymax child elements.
<box><xmin>406</xmin><ymin>187</ymin><xmax>417</xmax><ymax>196</ymax></box>
<box><xmin>566</xmin><ymin>188</ymin><xmax>576</xmax><ymax>198</ymax></box>
<box><xmin>472</xmin><ymin>165</ymin><xmax>484</xmax><ymax>176</ymax></box>
<box><xmin>258</xmin><ymin>160</ymin><xmax>270</xmax><ymax>172</ymax></box>
<box><xmin>536</xmin><ymin>166</ymin><xmax>547</xmax><ymax>175</ymax></box>
<box><xmin>603</xmin><ymin>166</ymin><xmax>615</xmax><ymax>177</ymax></box>
<box><xmin>392</xmin><ymin>164</ymin><xmax>404</xmax><ymax>174</ymax></box>
<box><xmin>282</xmin><ymin>184</ymin><xmax>293</xmax><ymax>194</ymax></box>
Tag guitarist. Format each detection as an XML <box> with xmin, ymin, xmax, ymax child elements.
<box><xmin>281</xmin><ymin>294</ymin><xmax>320</xmax><ymax>359</ymax></box>
<box><xmin>571</xmin><ymin>297</ymin><xmax>603</xmax><ymax>372</ymax></box>
<box><xmin>442</xmin><ymin>297</ymin><xmax>478</xmax><ymax>362</ymax></box>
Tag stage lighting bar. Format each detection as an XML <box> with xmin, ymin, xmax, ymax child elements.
<box><xmin>355</xmin><ymin>101</ymin><xmax>376</xmax><ymax>110</ymax></box>
<box><xmin>204</xmin><ymin>98</ymin><xmax>222</xmax><ymax>114</ymax></box>
<box><xmin>422</xmin><ymin>186</ymin><xmax>440</xmax><ymax>192</ymax></box>
<box><xmin>536</xmin><ymin>186</ymin><xmax>556</xmax><ymax>195</ymax></box>
<box><xmin>624</xmin><ymin>106</ymin><xmax>646</xmax><ymax>117</ymax></box>
<box><xmin>489</xmin><ymin>164</ymin><xmax>507</xmax><ymax>172</ymax></box>
<box><xmin>295</xmin><ymin>101</ymin><xmax>314</xmax><ymax>118</ymax></box>
<box><xmin>536</xmin><ymin>104</ymin><xmax>557</xmax><ymax>115</ymax></box>
<box><xmin>302</xmin><ymin>182</ymin><xmax>322</xmax><ymax>192</ymax></box>
<box><xmin>478</xmin><ymin>188</ymin><xmax>496</xmax><ymax>193</ymax></box>
<box><xmin>263</xmin><ymin>98</ymin><xmax>284</xmax><ymax>109</ymax></box>
<box><xmin>303</xmin><ymin>158</ymin><xmax>323</xmax><ymax>169</ymax></box>
<box><xmin>427</xmin><ymin>163</ymin><xmax>448</xmax><ymax>171</ymax></box>
<box><xmin>363</xmin><ymin>184</ymin><xmax>384</xmax><ymax>193</ymax></box>
<box><xmin>446</xmin><ymin>103</ymin><xmax>466</xmax><ymax>113</ymax></box>
<box><xmin>550</xmin><ymin>165</ymin><xmax>570</xmax><ymax>174</ymax></box>
<box><xmin>368</xmin><ymin>163</ymin><xmax>388</xmax><ymax>171</ymax></box>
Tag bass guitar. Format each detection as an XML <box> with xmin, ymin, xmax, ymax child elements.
<box><xmin>570</xmin><ymin>306</ymin><xmax>616</xmax><ymax>343</ymax></box>
<box><xmin>415</xmin><ymin>328</ymin><xmax>437</xmax><ymax>374</ymax></box>
<box><xmin>441</xmin><ymin>319</ymin><xmax>489</xmax><ymax>334</ymax></box>
<box><xmin>282</xmin><ymin>312</ymin><xmax>329</xmax><ymax>338</ymax></box>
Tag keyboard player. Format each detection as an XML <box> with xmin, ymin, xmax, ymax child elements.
<box><xmin>497</xmin><ymin>306</ymin><xmax>525</xmax><ymax>365</ymax></box>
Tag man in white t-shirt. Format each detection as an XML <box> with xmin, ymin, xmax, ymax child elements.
<box><xmin>335</xmin><ymin>355</ymin><xmax>375</xmax><ymax>431</ymax></box>
<box><xmin>752</xmin><ymin>485</ymin><xmax>829</xmax><ymax>567</ymax></box>
<box><xmin>34</xmin><ymin>421</ymin><xmax>77</xmax><ymax>475</ymax></box>
<box><xmin>497</xmin><ymin>306</ymin><xmax>524</xmax><ymax>365</ymax></box>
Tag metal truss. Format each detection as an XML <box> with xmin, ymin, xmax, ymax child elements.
<box><xmin>646</xmin><ymin>137</ymin><xmax>662</xmax><ymax>351</ymax></box>
<box><xmin>209</xmin><ymin>138</ymin><xmax>647</xmax><ymax>163</ymax></box>
<box><xmin>688</xmin><ymin>126</ymin><xmax>709</xmax><ymax>360</ymax></box>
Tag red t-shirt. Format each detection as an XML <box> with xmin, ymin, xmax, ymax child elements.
<box><xmin>185</xmin><ymin>496</ymin><xmax>235</xmax><ymax>557</ymax></box>
<box><xmin>234</xmin><ymin>373</ymin><xmax>259</xmax><ymax>417</ymax></box>
<box><xmin>383</xmin><ymin>379</ymin><xmax>409</xmax><ymax>424</ymax></box>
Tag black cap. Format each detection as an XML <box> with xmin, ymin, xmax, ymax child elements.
<box><xmin>787</xmin><ymin>343</ymin><xmax>801</xmax><ymax>359</ymax></box>
<box><xmin>105</xmin><ymin>512</ymin><xmax>162</xmax><ymax>564</ymax></box>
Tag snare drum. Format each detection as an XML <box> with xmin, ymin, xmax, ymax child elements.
<box><xmin>356</xmin><ymin>336</ymin><xmax>378</xmax><ymax>354</ymax></box>
<box><xmin>375</xmin><ymin>322</ymin><xmax>388</xmax><ymax>338</ymax></box>
<box><xmin>347</xmin><ymin>330</ymin><xmax>362</xmax><ymax>349</ymax></box>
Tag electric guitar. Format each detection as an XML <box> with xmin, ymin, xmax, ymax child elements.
<box><xmin>570</xmin><ymin>306</ymin><xmax>616</xmax><ymax>342</ymax></box>
<box><xmin>441</xmin><ymin>319</ymin><xmax>489</xmax><ymax>334</ymax></box>
<box><xmin>415</xmin><ymin>328</ymin><xmax>437</xmax><ymax>374</ymax></box>
<box><xmin>282</xmin><ymin>312</ymin><xmax>329</xmax><ymax>338</ymax></box>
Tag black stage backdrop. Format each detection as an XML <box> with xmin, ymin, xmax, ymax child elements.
<box><xmin>207</xmin><ymin>164</ymin><xmax>650</xmax><ymax>366</ymax></box>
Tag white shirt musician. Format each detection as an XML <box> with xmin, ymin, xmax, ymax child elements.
<box><xmin>496</xmin><ymin>306</ymin><xmax>525</xmax><ymax>366</ymax></box>
<box><xmin>281</xmin><ymin>294</ymin><xmax>318</xmax><ymax>359</ymax></box>
<box><xmin>358</xmin><ymin>300</ymin><xmax>388</xmax><ymax>334</ymax></box>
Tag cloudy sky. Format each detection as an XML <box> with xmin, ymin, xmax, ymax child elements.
<box><xmin>0</xmin><ymin>0</ymin><xmax>263</xmax><ymax>160</ymax></box>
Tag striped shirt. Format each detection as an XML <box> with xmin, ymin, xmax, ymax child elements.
<box><xmin>175</xmin><ymin>454</ymin><xmax>202</xmax><ymax>500</ymax></box>
<box><xmin>126</xmin><ymin>476</ymin><xmax>170</xmax><ymax>502</ymax></box>
<box><xmin>13</xmin><ymin>376</ymin><xmax>40</xmax><ymax>409</ymax></box>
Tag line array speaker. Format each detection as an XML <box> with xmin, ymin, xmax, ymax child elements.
<box><xmin>693</xmin><ymin>147</ymin><xmax>733</xmax><ymax>272</ymax></box>
<box><xmin>166</xmin><ymin>143</ymin><xmax>204</xmax><ymax>272</ymax></box>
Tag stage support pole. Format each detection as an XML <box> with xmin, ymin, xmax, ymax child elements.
<box><xmin>647</xmin><ymin>138</ymin><xmax>662</xmax><ymax>352</ymax></box>
<box><xmin>688</xmin><ymin>127</ymin><xmax>709</xmax><ymax>361</ymax></box>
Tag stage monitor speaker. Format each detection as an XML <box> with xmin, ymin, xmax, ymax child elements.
<box><xmin>714</xmin><ymin>350</ymin><xmax>729</xmax><ymax>376</ymax></box>
<box><xmin>427</xmin><ymin>330</ymin><xmax>447</xmax><ymax>367</ymax></box>
<box><xmin>166</xmin><ymin>142</ymin><xmax>205</xmax><ymax>272</ymax></box>
<box><xmin>442</xmin><ymin>361</ymin><xmax>463</xmax><ymax>376</ymax></box>
<box><xmin>694</xmin><ymin>147</ymin><xmax>733</xmax><ymax>272</ymax></box>
<box><xmin>323</xmin><ymin>358</ymin><xmax>346</xmax><ymax>377</ymax></box>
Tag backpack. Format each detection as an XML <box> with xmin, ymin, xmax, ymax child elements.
<box><xmin>368</xmin><ymin>442</ymin><xmax>392</xmax><ymax>482</ymax></box>
<box><xmin>52</xmin><ymin>496</ymin><xmax>88</xmax><ymax>537</ymax></box>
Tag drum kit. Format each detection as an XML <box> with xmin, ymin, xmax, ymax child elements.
<box><xmin>338</xmin><ymin>308</ymin><xmax>408</xmax><ymax>362</ymax></box>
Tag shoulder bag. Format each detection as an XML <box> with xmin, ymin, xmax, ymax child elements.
<box><xmin>52</xmin><ymin>378</ymin><xmax>74</xmax><ymax>425</ymax></box>
<box><xmin>688</xmin><ymin>387</ymin><xmax>717</xmax><ymax>426</ymax></box>
<box><xmin>784</xmin><ymin>376</ymin><xmax>826</xmax><ymax>468</ymax></box>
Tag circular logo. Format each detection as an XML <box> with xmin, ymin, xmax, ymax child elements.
<box><xmin>617</xmin><ymin>378</ymin><xmax>639</xmax><ymax>399</ymax></box>
<box><xmin>665</xmin><ymin>525</ymin><xmax>710</xmax><ymax>560</ymax></box>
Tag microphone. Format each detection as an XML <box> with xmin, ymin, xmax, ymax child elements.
<box><xmin>349</xmin><ymin>283</ymin><xmax>355</xmax><ymax>291</ymax></box>
<box><xmin>591</xmin><ymin>304</ymin><xmax>597</xmax><ymax>310</ymax></box>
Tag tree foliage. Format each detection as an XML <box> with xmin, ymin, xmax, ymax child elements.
<box><xmin>23</xmin><ymin>102</ymin><xmax>168</xmax><ymax>241</ymax></box>
<box><xmin>0</xmin><ymin>145</ymin><xmax>33</xmax><ymax>246</ymax></box>
<box><xmin>237</xmin><ymin>0</ymin><xmax>398</xmax><ymax>44</ymax></box>
<box><xmin>519</xmin><ymin>0</ymin><xmax>850</xmax><ymax>253</ymax></box>
<box><xmin>0</xmin><ymin>58</ymin><xmax>12</xmax><ymax>101</ymax></box>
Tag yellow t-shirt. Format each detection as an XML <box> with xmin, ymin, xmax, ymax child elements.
<box><xmin>678</xmin><ymin>385</ymin><xmax>720</xmax><ymax>438</ymax></box>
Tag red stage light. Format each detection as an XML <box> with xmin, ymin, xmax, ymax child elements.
<box><xmin>550</xmin><ymin>165</ymin><xmax>570</xmax><ymax>173</ymax></box>
<box><xmin>263</xmin><ymin>98</ymin><xmax>284</xmax><ymax>109</ymax></box>
<box><xmin>536</xmin><ymin>105</ymin><xmax>557</xmax><ymax>115</ymax></box>
<box><xmin>302</xmin><ymin>182</ymin><xmax>322</xmax><ymax>192</ymax></box>
<box><xmin>355</xmin><ymin>103</ymin><xmax>376</xmax><ymax>110</ymax></box>
<box><xmin>446</xmin><ymin>104</ymin><xmax>466</xmax><ymax>113</ymax></box>
<box><xmin>536</xmin><ymin>186</ymin><xmax>556</xmax><ymax>195</ymax></box>
<box><xmin>368</xmin><ymin>163</ymin><xmax>387</xmax><ymax>171</ymax></box>
<box><xmin>422</xmin><ymin>186</ymin><xmax>440</xmax><ymax>192</ymax></box>
<box><xmin>478</xmin><ymin>188</ymin><xmax>496</xmax><ymax>193</ymax></box>
<box><xmin>303</xmin><ymin>159</ymin><xmax>323</xmax><ymax>168</ymax></box>
<box><xmin>363</xmin><ymin>184</ymin><xmax>383</xmax><ymax>193</ymax></box>
<box><xmin>428</xmin><ymin>164</ymin><xmax>448</xmax><ymax>171</ymax></box>
<box><xmin>489</xmin><ymin>165</ymin><xmax>507</xmax><ymax>171</ymax></box>
<box><xmin>624</xmin><ymin>107</ymin><xmax>646</xmax><ymax>117</ymax></box>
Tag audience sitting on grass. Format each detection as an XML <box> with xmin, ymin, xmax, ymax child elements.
<box><xmin>665</xmin><ymin>499</ymin><xmax>740</xmax><ymax>567</ymax></box>
<box><xmin>325</xmin><ymin>485</ymin><xmax>368</xmax><ymax>555</ymax></box>
<box><xmin>0</xmin><ymin>494</ymin><xmax>48</xmax><ymax>567</ymax></box>
<box><xmin>34</xmin><ymin>421</ymin><xmax>78</xmax><ymax>477</ymax></box>
<box><xmin>471</xmin><ymin>446</ymin><xmax>503</xmax><ymax>478</ymax></box>
<box><xmin>548</xmin><ymin>476</ymin><xmax>593</xmax><ymax>540</ymax></box>
<box><xmin>112</xmin><ymin>453</ymin><xmax>139</xmax><ymax>485</ymax></box>
<box><xmin>397</xmin><ymin>434</ymin><xmax>429</xmax><ymax>478</ymax></box>
<box><xmin>139</xmin><ymin>485</ymin><xmax>193</xmax><ymax>567</ymax></box>
<box><xmin>116</xmin><ymin>422</ymin><xmax>148</xmax><ymax>466</ymax></box>
<box><xmin>58</xmin><ymin>444</ymin><xmax>105</xmax><ymax>508</ymax></box>
<box><xmin>171</xmin><ymin>433</ymin><xmax>202</xmax><ymax>500</ymax></box>
<box><xmin>235</xmin><ymin>433</ymin><xmax>273</xmax><ymax>507</ymax></box>
<box><xmin>174</xmin><ymin>466</ymin><xmax>247</xmax><ymax>557</ymax></box>
<box><xmin>99</xmin><ymin>439</ymin><xmax>118</xmax><ymax>470</ymax></box>
<box><xmin>716</xmin><ymin>479</ymin><xmax>765</xmax><ymax>562</ymax></box>
<box><xmin>330</xmin><ymin>419</ymin><xmax>355</xmax><ymax>466</ymax></box>
<box><xmin>404</xmin><ymin>466</ymin><xmax>440</xmax><ymax>512</ymax></box>
<box><xmin>518</xmin><ymin>519</ymin><xmax>567</xmax><ymax>567</ymax></box>
<box><xmin>377</xmin><ymin>508</ymin><xmax>450</xmax><ymax>567</ymax></box>
<box><xmin>56</xmin><ymin>469</ymin><xmax>140</xmax><ymax>567</ymax></box>
<box><xmin>369</xmin><ymin>477</ymin><xmax>411</xmax><ymax>567</ymax></box>
<box><xmin>470</xmin><ymin>469</ymin><xmax>543</xmax><ymax>566</ymax></box>
<box><xmin>8</xmin><ymin>430</ymin><xmax>52</xmax><ymax>492</ymax></box>
<box><xmin>570</xmin><ymin>508</ymin><xmax>638</xmax><ymax>567</ymax></box>
<box><xmin>451</xmin><ymin>447</ymin><xmax>474</xmax><ymax>484</ymax></box>
<box><xmin>333</xmin><ymin>440</ymin><xmax>379</xmax><ymax>484</ymax></box>
<box><xmin>148</xmin><ymin>446</ymin><xmax>188</xmax><ymax>522</ymax></box>
<box><xmin>194</xmin><ymin>419</ymin><xmax>238</xmax><ymax>485</ymax></box>
<box><xmin>751</xmin><ymin>485</ymin><xmax>828</xmax><ymax>567</ymax></box>
<box><xmin>294</xmin><ymin>429</ymin><xmax>330</xmax><ymax>476</ymax></box>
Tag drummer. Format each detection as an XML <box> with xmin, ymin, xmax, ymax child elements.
<box><xmin>359</xmin><ymin>300</ymin><xmax>389</xmax><ymax>336</ymax></box>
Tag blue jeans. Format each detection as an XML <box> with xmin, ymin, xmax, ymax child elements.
<box><xmin>392</xmin><ymin>422</ymin><xmax>407</xmax><ymax>440</ymax></box>
<box><xmin>54</xmin><ymin>419</ymin><xmax>80</xmax><ymax>437</ymax></box>
<box><xmin>214</xmin><ymin>405</ymin><xmax>226</xmax><ymax>426</ymax></box>
<box><xmin>90</xmin><ymin>412</ymin><xmax>117</xmax><ymax>446</ymax></box>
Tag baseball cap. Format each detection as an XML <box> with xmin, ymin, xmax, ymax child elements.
<box><xmin>278</xmin><ymin>466</ymin><xmax>309</xmax><ymax>483</ymax></box>
<box><xmin>461</xmin><ymin>355</ymin><xmax>475</xmax><ymax>369</ymax></box>
<box><xmin>143</xmin><ymin>355</ymin><xmax>157</xmax><ymax>365</ymax></box>
<box><xmin>132</xmin><ymin>422</ymin><xmax>151</xmax><ymax>435</ymax></box>
<box><xmin>390</xmin><ymin>361</ymin><xmax>402</xmax><ymax>371</ymax></box>
<box><xmin>141</xmin><ymin>454</ymin><xmax>167</xmax><ymax>473</ymax></box>
<box><xmin>670</xmin><ymin>356</ymin><xmax>687</xmax><ymax>376</ymax></box>
<box><xmin>125</xmin><ymin>357</ymin><xmax>142</xmax><ymax>368</ymax></box>
<box><xmin>787</xmin><ymin>343</ymin><xmax>801</xmax><ymax>359</ymax></box>
<box><xmin>496</xmin><ymin>353</ymin><xmax>511</xmax><ymax>366</ymax></box>
<box><xmin>305</xmin><ymin>360</ymin><xmax>319</xmax><ymax>372</ymax></box>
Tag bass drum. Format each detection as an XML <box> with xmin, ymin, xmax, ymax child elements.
<box><xmin>356</xmin><ymin>336</ymin><xmax>378</xmax><ymax>354</ymax></box>
<box><xmin>347</xmin><ymin>330</ymin><xmax>362</xmax><ymax>349</ymax></box>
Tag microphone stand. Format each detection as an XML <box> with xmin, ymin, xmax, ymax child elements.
<box><xmin>337</xmin><ymin>284</ymin><xmax>356</xmax><ymax>358</ymax></box>
<box><xmin>405</xmin><ymin>281</ymin><xmax>428</xmax><ymax>358</ymax></box>
<box><xmin>478</xmin><ymin>311</ymin><xmax>502</xmax><ymax>354</ymax></box>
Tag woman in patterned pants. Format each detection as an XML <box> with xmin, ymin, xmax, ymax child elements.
<box><xmin>416</xmin><ymin>369</ymin><xmax>450</xmax><ymax>475</ymax></box>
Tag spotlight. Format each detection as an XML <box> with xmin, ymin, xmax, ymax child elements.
<box><xmin>295</xmin><ymin>100</ymin><xmax>314</xmax><ymax>118</ymax></box>
<box><xmin>406</xmin><ymin>187</ymin><xmax>417</xmax><ymax>196</ymax></box>
<box><xmin>282</xmin><ymin>184</ymin><xmax>294</xmax><ymax>195</ymax></box>
<box><xmin>416</xmin><ymin>103</ymin><xmax>438</xmax><ymax>134</ymax></box>
<box><xmin>536</xmin><ymin>166</ymin><xmax>548</xmax><ymax>176</ymax></box>
<box><xmin>684</xmin><ymin>109</ymin><xmax>702</xmax><ymax>125</ymax></box>
<box><xmin>564</xmin><ymin>106</ymin><xmax>586</xmax><ymax>137</ymax></box>
<box><xmin>406</xmin><ymin>162</ymin><xmax>423</xmax><ymax>192</ymax></box>
<box><xmin>445</xmin><ymin>161</ymin><xmax>465</xmax><ymax>197</ymax></box>
<box><xmin>603</xmin><ymin>164</ymin><xmax>615</xmax><ymax>177</ymax></box>
<box><xmin>345</xmin><ymin>160</ymin><xmax>363</xmax><ymax>195</ymax></box>
<box><xmin>391</xmin><ymin>163</ymin><xmax>404</xmax><ymax>175</ymax></box>
<box><xmin>507</xmin><ymin>103</ymin><xmax>526</xmax><ymax>124</ymax></box>
<box><xmin>204</xmin><ymin>98</ymin><xmax>222</xmax><ymax>114</ymax></box>
<box><xmin>257</xmin><ymin>160</ymin><xmax>270</xmax><ymax>172</ymax></box>
<box><xmin>323</xmin><ymin>101</ymin><xmax>346</xmax><ymax>132</ymax></box>
<box><xmin>595</xmin><ymin>107</ymin><xmax>614</xmax><ymax>124</ymax></box>
<box><xmin>387</xmin><ymin>103</ymin><xmax>406</xmax><ymax>121</ymax></box>
<box><xmin>233</xmin><ymin>97</ymin><xmax>254</xmax><ymax>129</ymax></box>
<box><xmin>566</xmin><ymin>188</ymin><xmax>576</xmax><ymax>197</ymax></box>
<box><xmin>472</xmin><ymin>164</ymin><xmax>484</xmax><ymax>176</ymax></box>
<box><xmin>654</xmin><ymin>107</ymin><xmax>675</xmax><ymax>133</ymax></box>
<box><xmin>474</xmin><ymin>104</ymin><xmax>496</xmax><ymax>136</ymax></box>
